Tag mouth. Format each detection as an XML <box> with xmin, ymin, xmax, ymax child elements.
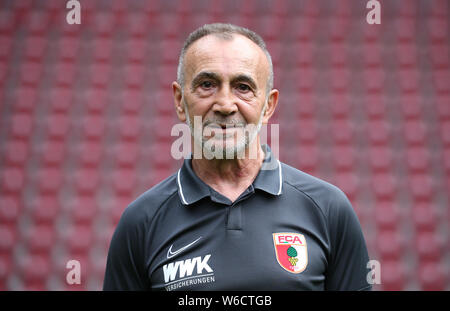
<box><xmin>205</xmin><ymin>123</ymin><xmax>245</xmax><ymax>130</ymax></box>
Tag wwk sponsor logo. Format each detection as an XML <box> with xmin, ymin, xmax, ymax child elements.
<box><xmin>163</xmin><ymin>254</ymin><xmax>215</xmax><ymax>291</ymax></box>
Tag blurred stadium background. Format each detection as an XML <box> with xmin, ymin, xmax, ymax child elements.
<box><xmin>0</xmin><ymin>0</ymin><xmax>449</xmax><ymax>290</ymax></box>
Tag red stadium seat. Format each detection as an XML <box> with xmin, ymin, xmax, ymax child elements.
<box><xmin>415</xmin><ymin>231</ymin><xmax>443</xmax><ymax>262</ymax></box>
<box><xmin>159</xmin><ymin>39</ymin><xmax>182</xmax><ymax>65</ymax></box>
<box><xmin>0</xmin><ymin>167</ymin><xmax>26</xmax><ymax>194</ymax></box>
<box><xmin>69</xmin><ymin>196</ymin><xmax>98</xmax><ymax>225</ymax></box>
<box><xmin>73</xmin><ymin>168</ymin><xmax>101</xmax><ymax>196</ymax></box>
<box><xmin>433</xmin><ymin>69</ymin><xmax>450</xmax><ymax>94</ymax></box>
<box><xmin>296</xmin><ymin>118</ymin><xmax>319</xmax><ymax>145</ymax></box>
<box><xmin>366</xmin><ymin>119</ymin><xmax>391</xmax><ymax>146</ymax></box>
<box><xmin>405</xmin><ymin>146</ymin><xmax>431</xmax><ymax>174</ymax></box>
<box><xmin>2</xmin><ymin>139</ymin><xmax>30</xmax><ymax>168</ymax></box>
<box><xmin>331</xmin><ymin>145</ymin><xmax>357</xmax><ymax>173</ymax></box>
<box><xmin>395</xmin><ymin>18</ymin><xmax>416</xmax><ymax>43</ymax></box>
<box><xmin>9</xmin><ymin>113</ymin><xmax>33</xmax><ymax>140</ymax></box>
<box><xmin>64</xmin><ymin>225</ymin><xmax>94</xmax><ymax>254</ymax></box>
<box><xmin>0</xmin><ymin>35</ymin><xmax>13</xmax><ymax>61</ymax></box>
<box><xmin>89</xmin><ymin>62</ymin><xmax>112</xmax><ymax>89</ymax></box>
<box><xmin>428</xmin><ymin>18</ymin><xmax>448</xmax><ymax>44</ymax></box>
<box><xmin>76</xmin><ymin>140</ymin><xmax>104</xmax><ymax>168</ymax></box>
<box><xmin>396</xmin><ymin>43</ymin><xmax>418</xmax><ymax>68</ymax></box>
<box><xmin>36</xmin><ymin>167</ymin><xmax>64</xmax><ymax>195</ymax></box>
<box><xmin>429</xmin><ymin>44</ymin><xmax>449</xmax><ymax>70</ymax></box>
<box><xmin>123</xmin><ymin>63</ymin><xmax>146</xmax><ymax>89</ymax></box>
<box><xmin>376</xmin><ymin>229</ymin><xmax>404</xmax><ymax>261</ymax></box>
<box><xmin>53</xmin><ymin>61</ymin><xmax>77</xmax><ymax>87</ymax></box>
<box><xmin>380</xmin><ymin>259</ymin><xmax>406</xmax><ymax>291</ymax></box>
<box><xmin>18</xmin><ymin>253</ymin><xmax>51</xmax><ymax>286</ymax></box>
<box><xmin>56</xmin><ymin>36</ymin><xmax>80</xmax><ymax>63</ymax></box>
<box><xmin>333</xmin><ymin>172</ymin><xmax>360</xmax><ymax>202</ymax></box>
<box><xmin>329</xmin><ymin>42</ymin><xmax>349</xmax><ymax>68</ymax></box>
<box><xmin>48</xmin><ymin>86</ymin><xmax>73</xmax><ymax>114</ymax></box>
<box><xmin>0</xmin><ymin>195</ymin><xmax>21</xmax><ymax>225</ymax></box>
<box><xmin>368</xmin><ymin>146</ymin><xmax>394</xmax><ymax>173</ymax></box>
<box><xmin>418</xmin><ymin>260</ymin><xmax>447</xmax><ymax>291</ymax></box>
<box><xmin>118</xmin><ymin>115</ymin><xmax>142</xmax><ymax>142</ymax></box>
<box><xmin>124</xmin><ymin>38</ymin><xmax>148</xmax><ymax>64</ymax></box>
<box><xmin>330</xmin><ymin>119</ymin><xmax>354</xmax><ymax>146</ymax></box>
<box><xmin>23</xmin><ymin>35</ymin><xmax>47</xmax><ymax>62</ymax></box>
<box><xmin>374</xmin><ymin>201</ymin><xmax>400</xmax><ymax>231</ymax></box>
<box><xmin>110</xmin><ymin>195</ymin><xmax>133</xmax><ymax>226</ymax></box>
<box><xmin>297</xmin><ymin>144</ymin><xmax>320</xmax><ymax>175</ymax></box>
<box><xmin>124</xmin><ymin>12</ymin><xmax>152</xmax><ymax>39</ymax></box>
<box><xmin>435</xmin><ymin>94</ymin><xmax>450</xmax><ymax>121</ymax></box>
<box><xmin>397</xmin><ymin>68</ymin><xmax>420</xmax><ymax>93</ymax></box>
<box><xmin>364</xmin><ymin>93</ymin><xmax>387</xmax><ymax>120</ymax></box>
<box><xmin>113</xmin><ymin>141</ymin><xmax>140</xmax><ymax>168</ymax></box>
<box><xmin>0</xmin><ymin>224</ymin><xmax>17</xmax><ymax>255</ymax></box>
<box><xmin>45</xmin><ymin>112</ymin><xmax>71</xmax><ymax>141</ymax></box>
<box><xmin>443</xmin><ymin>147</ymin><xmax>450</xmax><ymax>177</ymax></box>
<box><xmin>411</xmin><ymin>202</ymin><xmax>438</xmax><ymax>233</ymax></box>
<box><xmin>111</xmin><ymin>169</ymin><xmax>138</xmax><ymax>197</ymax></box>
<box><xmin>363</xmin><ymin>67</ymin><xmax>385</xmax><ymax>93</ymax></box>
<box><xmin>0</xmin><ymin>254</ymin><xmax>12</xmax><ymax>290</ymax></box>
<box><xmin>440</xmin><ymin>120</ymin><xmax>450</xmax><ymax>147</ymax></box>
<box><xmin>31</xmin><ymin>194</ymin><xmax>60</xmax><ymax>225</ymax></box>
<box><xmin>330</xmin><ymin>67</ymin><xmax>351</xmax><ymax>94</ymax></box>
<box><xmin>292</xmin><ymin>16</ymin><xmax>318</xmax><ymax>42</ymax></box>
<box><xmin>403</xmin><ymin>119</ymin><xmax>428</xmax><ymax>147</ymax></box>
<box><xmin>119</xmin><ymin>89</ymin><xmax>144</xmax><ymax>115</ymax></box>
<box><xmin>371</xmin><ymin>173</ymin><xmax>398</xmax><ymax>201</ymax></box>
<box><xmin>40</xmin><ymin>140</ymin><xmax>66</xmax><ymax>168</ymax></box>
<box><xmin>328</xmin><ymin>15</ymin><xmax>351</xmax><ymax>42</ymax></box>
<box><xmin>408</xmin><ymin>173</ymin><xmax>434</xmax><ymax>202</ymax></box>
<box><xmin>81</xmin><ymin>115</ymin><xmax>107</xmax><ymax>141</ymax></box>
<box><xmin>399</xmin><ymin>93</ymin><xmax>422</xmax><ymax>120</ymax></box>
<box><xmin>83</xmin><ymin>87</ymin><xmax>108</xmax><ymax>115</ymax></box>
<box><xmin>13</xmin><ymin>86</ymin><xmax>38</xmax><ymax>114</ymax></box>
<box><xmin>362</xmin><ymin>42</ymin><xmax>383</xmax><ymax>68</ymax></box>
<box><xmin>91</xmin><ymin>37</ymin><xmax>113</xmax><ymax>63</ymax></box>
<box><xmin>24</xmin><ymin>224</ymin><xmax>55</xmax><ymax>255</ymax></box>
<box><xmin>91</xmin><ymin>12</ymin><xmax>117</xmax><ymax>38</ymax></box>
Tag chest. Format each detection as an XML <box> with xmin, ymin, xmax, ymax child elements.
<box><xmin>146</xmin><ymin>195</ymin><xmax>330</xmax><ymax>290</ymax></box>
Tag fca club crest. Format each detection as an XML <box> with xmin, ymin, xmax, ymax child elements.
<box><xmin>273</xmin><ymin>233</ymin><xmax>308</xmax><ymax>274</ymax></box>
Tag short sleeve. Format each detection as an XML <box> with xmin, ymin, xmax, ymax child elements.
<box><xmin>103</xmin><ymin>205</ymin><xmax>149</xmax><ymax>290</ymax></box>
<box><xmin>324</xmin><ymin>189</ymin><xmax>372</xmax><ymax>291</ymax></box>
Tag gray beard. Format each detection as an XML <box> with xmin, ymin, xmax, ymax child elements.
<box><xmin>184</xmin><ymin>99</ymin><xmax>266</xmax><ymax>159</ymax></box>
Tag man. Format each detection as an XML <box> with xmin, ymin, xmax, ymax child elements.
<box><xmin>103</xmin><ymin>23</ymin><xmax>371</xmax><ymax>291</ymax></box>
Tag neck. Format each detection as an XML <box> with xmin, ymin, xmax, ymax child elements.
<box><xmin>191</xmin><ymin>139</ymin><xmax>265</xmax><ymax>202</ymax></box>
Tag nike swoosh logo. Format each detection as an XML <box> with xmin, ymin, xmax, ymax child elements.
<box><xmin>167</xmin><ymin>237</ymin><xmax>202</xmax><ymax>259</ymax></box>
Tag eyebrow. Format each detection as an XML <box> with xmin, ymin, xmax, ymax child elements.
<box><xmin>190</xmin><ymin>71</ymin><xmax>258</xmax><ymax>92</ymax></box>
<box><xmin>190</xmin><ymin>71</ymin><xmax>220</xmax><ymax>91</ymax></box>
<box><xmin>231</xmin><ymin>74</ymin><xmax>257</xmax><ymax>91</ymax></box>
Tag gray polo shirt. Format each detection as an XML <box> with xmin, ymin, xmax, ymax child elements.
<box><xmin>103</xmin><ymin>146</ymin><xmax>371</xmax><ymax>291</ymax></box>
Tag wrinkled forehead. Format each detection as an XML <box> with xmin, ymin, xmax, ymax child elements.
<box><xmin>183</xmin><ymin>34</ymin><xmax>270</xmax><ymax>85</ymax></box>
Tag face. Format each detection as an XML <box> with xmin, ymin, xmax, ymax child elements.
<box><xmin>173</xmin><ymin>34</ymin><xmax>278</xmax><ymax>159</ymax></box>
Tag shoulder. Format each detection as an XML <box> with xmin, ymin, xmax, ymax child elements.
<box><xmin>280</xmin><ymin>162</ymin><xmax>352</xmax><ymax>218</ymax></box>
<box><xmin>119</xmin><ymin>172</ymin><xmax>179</xmax><ymax>227</ymax></box>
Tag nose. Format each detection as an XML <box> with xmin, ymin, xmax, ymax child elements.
<box><xmin>212</xmin><ymin>85</ymin><xmax>238</xmax><ymax>116</ymax></box>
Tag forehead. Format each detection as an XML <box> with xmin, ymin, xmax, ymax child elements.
<box><xmin>184</xmin><ymin>34</ymin><xmax>269</xmax><ymax>82</ymax></box>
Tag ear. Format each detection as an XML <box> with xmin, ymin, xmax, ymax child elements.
<box><xmin>262</xmin><ymin>89</ymin><xmax>279</xmax><ymax>124</ymax></box>
<box><xmin>172</xmin><ymin>81</ymin><xmax>186</xmax><ymax>122</ymax></box>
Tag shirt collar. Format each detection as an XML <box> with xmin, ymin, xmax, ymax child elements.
<box><xmin>176</xmin><ymin>144</ymin><xmax>283</xmax><ymax>206</ymax></box>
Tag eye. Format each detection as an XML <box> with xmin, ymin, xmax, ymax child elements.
<box><xmin>237</xmin><ymin>83</ymin><xmax>251</xmax><ymax>92</ymax></box>
<box><xmin>200</xmin><ymin>81</ymin><xmax>214</xmax><ymax>89</ymax></box>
